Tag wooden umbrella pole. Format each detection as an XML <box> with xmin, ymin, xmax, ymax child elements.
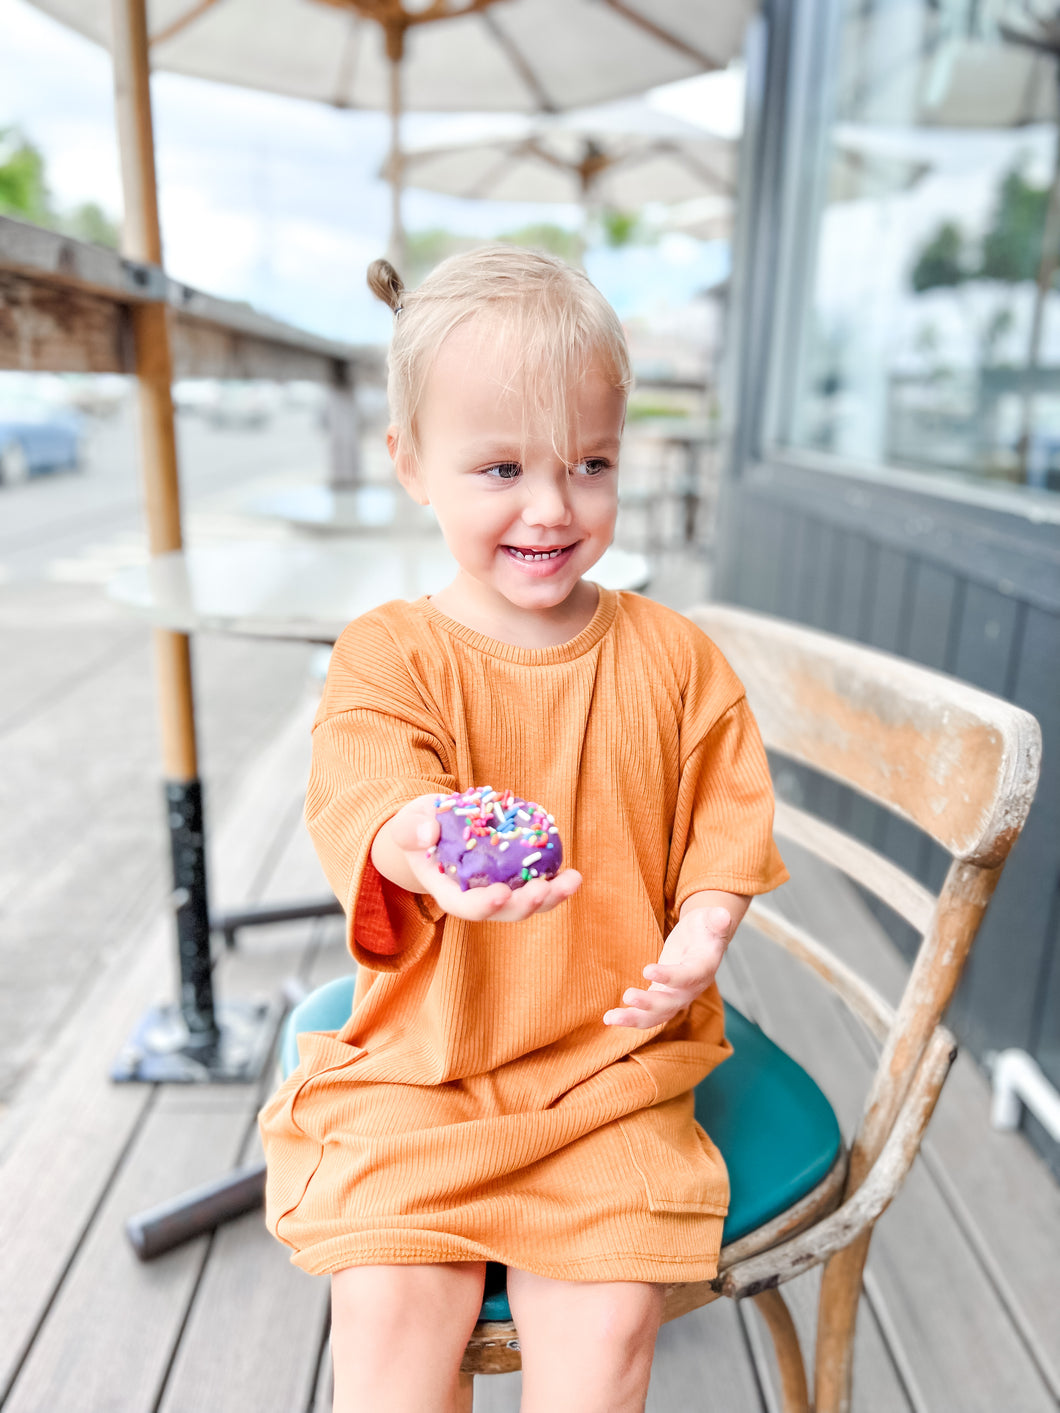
<box><xmin>385</xmin><ymin>23</ymin><xmax>406</xmax><ymax>272</ymax></box>
<box><xmin>111</xmin><ymin>0</ymin><xmax>218</xmax><ymax>1046</ymax></box>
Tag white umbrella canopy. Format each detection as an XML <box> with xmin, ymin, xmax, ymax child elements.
<box><xmin>391</xmin><ymin>101</ymin><xmax>737</xmax><ymax>208</ymax></box>
<box><xmin>29</xmin><ymin>0</ymin><xmax>759</xmax><ymax>264</ymax></box>
<box><xmin>29</xmin><ymin>0</ymin><xmax>755</xmax><ymax>110</ymax></box>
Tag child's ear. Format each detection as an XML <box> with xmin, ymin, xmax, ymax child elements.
<box><xmin>388</xmin><ymin>425</ymin><xmax>429</xmax><ymax>506</ymax></box>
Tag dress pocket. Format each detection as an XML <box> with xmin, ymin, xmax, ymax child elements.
<box><xmin>258</xmin><ymin>1029</ymin><xmax>367</xmax><ymax>1143</ymax></box>
<box><xmin>617</xmin><ymin>1092</ymin><xmax>729</xmax><ymax>1215</ymax></box>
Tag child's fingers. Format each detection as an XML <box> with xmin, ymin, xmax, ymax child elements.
<box><xmin>531</xmin><ymin>869</ymin><xmax>582</xmax><ymax>913</ymax></box>
<box><xmin>487</xmin><ymin>869</ymin><xmax>581</xmax><ymax>922</ymax></box>
<box><xmin>602</xmin><ymin>1001</ymin><xmax>675</xmax><ymax>1029</ymax></box>
<box><xmin>603</xmin><ymin>985</ymin><xmax>689</xmax><ymax>1029</ymax></box>
<box><xmin>429</xmin><ymin>878</ymin><xmax>514</xmax><ymax>920</ymax></box>
<box><xmin>642</xmin><ymin>961</ymin><xmax>713</xmax><ymax>992</ymax></box>
<box><xmin>423</xmin><ymin>869</ymin><xmax>580</xmax><ymax>923</ymax></box>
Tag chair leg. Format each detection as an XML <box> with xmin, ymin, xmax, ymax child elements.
<box><xmin>750</xmin><ymin>1289</ymin><xmax>810</xmax><ymax>1413</ymax></box>
<box><xmin>814</xmin><ymin>1228</ymin><xmax>872</xmax><ymax>1413</ymax></box>
<box><xmin>455</xmin><ymin>1368</ymin><xmax>474</xmax><ymax>1412</ymax></box>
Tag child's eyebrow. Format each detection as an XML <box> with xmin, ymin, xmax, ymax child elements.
<box><xmin>457</xmin><ymin>434</ymin><xmax>622</xmax><ymax>463</ymax></box>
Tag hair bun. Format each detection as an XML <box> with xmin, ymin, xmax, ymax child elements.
<box><xmin>367</xmin><ymin>258</ymin><xmax>405</xmax><ymax>313</ymax></box>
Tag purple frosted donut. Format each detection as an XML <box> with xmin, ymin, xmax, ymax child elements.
<box><xmin>429</xmin><ymin>786</ymin><xmax>563</xmax><ymax>892</ymax></box>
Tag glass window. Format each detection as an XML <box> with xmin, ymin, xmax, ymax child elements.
<box><xmin>778</xmin><ymin>0</ymin><xmax>1060</xmax><ymax>496</ymax></box>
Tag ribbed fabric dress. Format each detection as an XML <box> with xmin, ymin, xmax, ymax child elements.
<box><xmin>258</xmin><ymin>587</ymin><xmax>787</xmax><ymax>1282</ymax></box>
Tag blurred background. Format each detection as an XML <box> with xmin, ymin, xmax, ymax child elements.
<box><xmin>0</xmin><ymin>0</ymin><xmax>1057</xmax><ymax>1187</ymax></box>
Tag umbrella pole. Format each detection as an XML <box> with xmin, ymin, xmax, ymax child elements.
<box><xmin>108</xmin><ymin>0</ymin><xmax>272</xmax><ymax>1083</ymax></box>
<box><xmin>385</xmin><ymin>31</ymin><xmax>406</xmax><ymax>272</ymax></box>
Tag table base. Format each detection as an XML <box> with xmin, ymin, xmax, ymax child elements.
<box><xmin>110</xmin><ymin>998</ymin><xmax>277</xmax><ymax>1083</ymax></box>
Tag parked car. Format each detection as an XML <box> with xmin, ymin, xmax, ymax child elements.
<box><xmin>0</xmin><ymin>400</ymin><xmax>84</xmax><ymax>485</ymax></box>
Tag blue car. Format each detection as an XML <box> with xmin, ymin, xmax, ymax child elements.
<box><xmin>0</xmin><ymin>401</ymin><xmax>84</xmax><ymax>485</ymax></box>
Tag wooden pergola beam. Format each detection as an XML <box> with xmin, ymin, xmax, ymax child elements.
<box><xmin>0</xmin><ymin>215</ymin><xmax>381</xmax><ymax>383</ymax></box>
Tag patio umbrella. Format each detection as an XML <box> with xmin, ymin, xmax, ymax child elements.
<box><xmin>396</xmin><ymin>109</ymin><xmax>928</xmax><ymax>251</ymax></box>
<box><xmin>30</xmin><ymin>0</ymin><xmax>758</xmax><ymax>267</ymax></box>
<box><xmin>389</xmin><ymin>101</ymin><xmax>737</xmax><ymax>222</ymax></box>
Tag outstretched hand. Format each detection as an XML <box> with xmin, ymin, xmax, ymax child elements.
<box><xmin>603</xmin><ymin>906</ymin><xmax>733</xmax><ymax>1030</ymax></box>
<box><xmin>382</xmin><ymin>795</ymin><xmax>582</xmax><ymax>923</ymax></box>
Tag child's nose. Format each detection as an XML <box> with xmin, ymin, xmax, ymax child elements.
<box><xmin>521</xmin><ymin>474</ymin><xmax>572</xmax><ymax>528</ymax></box>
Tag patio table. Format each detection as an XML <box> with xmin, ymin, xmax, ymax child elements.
<box><xmin>246</xmin><ymin>482</ymin><xmax>439</xmax><ymax>536</ymax></box>
<box><xmin>106</xmin><ymin>537</ymin><xmax>652</xmax><ymax>644</ymax></box>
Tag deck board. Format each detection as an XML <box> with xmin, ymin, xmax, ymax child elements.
<box><xmin>2</xmin><ymin>676</ymin><xmax>1057</xmax><ymax>1413</ymax></box>
<box><xmin>4</xmin><ymin>1096</ymin><xmax>249</xmax><ymax>1413</ymax></box>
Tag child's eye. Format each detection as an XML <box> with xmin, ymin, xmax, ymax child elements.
<box><xmin>571</xmin><ymin>458</ymin><xmax>612</xmax><ymax>477</ymax></box>
<box><xmin>482</xmin><ymin>462</ymin><xmax>521</xmax><ymax>480</ymax></box>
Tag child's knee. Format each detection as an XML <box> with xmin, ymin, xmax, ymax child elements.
<box><xmin>588</xmin><ymin>1283</ymin><xmax>665</xmax><ymax>1357</ymax></box>
<box><xmin>509</xmin><ymin>1270</ymin><xmax>663</xmax><ymax>1349</ymax></box>
<box><xmin>331</xmin><ymin>1261</ymin><xmax>487</xmax><ymax>1345</ymax></box>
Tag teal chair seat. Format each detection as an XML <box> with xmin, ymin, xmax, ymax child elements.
<box><xmin>281</xmin><ymin>976</ymin><xmax>842</xmax><ymax>1324</ymax></box>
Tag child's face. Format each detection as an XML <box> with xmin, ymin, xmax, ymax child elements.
<box><xmin>390</xmin><ymin>317</ymin><xmax>625</xmax><ymax>629</ymax></box>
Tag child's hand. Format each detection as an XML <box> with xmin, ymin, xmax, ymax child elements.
<box><xmin>380</xmin><ymin>795</ymin><xmax>582</xmax><ymax>923</ymax></box>
<box><xmin>603</xmin><ymin>906</ymin><xmax>733</xmax><ymax>1030</ymax></box>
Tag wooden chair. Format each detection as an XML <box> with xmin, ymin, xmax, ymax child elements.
<box><xmin>282</xmin><ymin>604</ymin><xmax>1041</xmax><ymax>1413</ymax></box>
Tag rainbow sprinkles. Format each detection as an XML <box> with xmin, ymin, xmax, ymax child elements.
<box><xmin>429</xmin><ymin>786</ymin><xmax>564</xmax><ymax>892</ymax></box>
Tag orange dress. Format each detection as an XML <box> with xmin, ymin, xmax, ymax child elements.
<box><xmin>258</xmin><ymin>588</ymin><xmax>787</xmax><ymax>1282</ymax></box>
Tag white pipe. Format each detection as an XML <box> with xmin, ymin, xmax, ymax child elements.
<box><xmin>989</xmin><ymin>1049</ymin><xmax>1060</xmax><ymax>1141</ymax></box>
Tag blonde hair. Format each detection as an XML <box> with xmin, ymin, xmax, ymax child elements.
<box><xmin>367</xmin><ymin>246</ymin><xmax>631</xmax><ymax>462</ymax></box>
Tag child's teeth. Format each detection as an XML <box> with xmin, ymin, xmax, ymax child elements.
<box><xmin>512</xmin><ymin>547</ymin><xmax>563</xmax><ymax>560</ymax></box>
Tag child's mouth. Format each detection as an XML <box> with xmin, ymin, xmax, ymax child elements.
<box><xmin>504</xmin><ymin>544</ymin><xmax>573</xmax><ymax>562</ymax></box>
<box><xmin>501</xmin><ymin>543</ymin><xmax>578</xmax><ymax>576</ymax></box>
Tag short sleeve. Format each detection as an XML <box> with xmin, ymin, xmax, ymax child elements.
<box><xmin>664</xmin><ymin>694</ymin><xmax>789</xmax><ymax>931</ymax></box>
<box><xmin>305</xmin><ymin>612</ymin><xmax>457</xmax><ymax>972</ymax></box>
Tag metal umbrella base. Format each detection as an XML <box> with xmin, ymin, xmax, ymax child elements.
<box><xmin>110</xmin><ymin>998</ymin><xmax>278</xmax><ymax>1084</ymax></box>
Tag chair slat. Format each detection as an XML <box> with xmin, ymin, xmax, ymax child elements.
<box><xmin>746</xmin><ymin>902</ymin><xmax>894</xmax><ymax>1042</ymax></box>
<box><xmin>690</xmin><ymin>605</ymin><xmax>1041</xmax><ymax>865</ymax></box>
<box><xmin>773</xmin><ymin>800</ymin><xmax>934</xmax><ymax>933</ymax></box>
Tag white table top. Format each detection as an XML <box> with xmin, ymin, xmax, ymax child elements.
<box><xmin>107</xmin><ymin>538</ymin><xmax>651</xmax><ymax>644</ymax></box>
<box><xmin>248</xmin><ymin>483</ymin><xmax>439</xmax><ymax>535</ymax></box>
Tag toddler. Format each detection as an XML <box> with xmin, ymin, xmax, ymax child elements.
<box><xmin>258</xmin><ymin>247</ymin><xmax>787</xmax><ymax>1413</ymax></box>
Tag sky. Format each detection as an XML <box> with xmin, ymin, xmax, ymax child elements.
<box><xmin>0</xmin><ymin>0</ymin><xmax>740</xmax><ymax>344</ymax></box>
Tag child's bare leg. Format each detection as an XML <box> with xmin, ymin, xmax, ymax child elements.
<box><xmin>505</xmin><ymin>1268</ymin><xmax>665</xmax><ymax>1413</ymax></box>
<box><xmin>330</xmin><ymin>1261</ymin><xmax>486</xmax><ymax>1413</ymax></box>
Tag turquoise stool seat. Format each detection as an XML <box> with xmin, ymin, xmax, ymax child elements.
<box><xmin>281</xmin><ymin>976</ymin><xmax>842</xmax><ymax>1324</ymax></box>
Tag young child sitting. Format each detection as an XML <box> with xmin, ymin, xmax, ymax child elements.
<box><xmin>258</xmin><ymin>246</ymin><xmax>787</xmax><ymax>1413</ymax></box>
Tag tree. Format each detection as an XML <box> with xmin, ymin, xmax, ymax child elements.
<box><xmin>59</xmin><ymin>201</ymin><xmax>120</xmax><ymax>249</ymax></box>
<box><xmin>400</xmin><ymin>220</ymin><xmax>586</xmax><ymax>287</ymax></box>
<box><xmin>498</xmin><ymin>222</ymin><xmax>584</xmax><ymax>264</ymax></box>
<box><xmin>0</xmin><ymin>126</ymin><xmax>50</xmax><ymax>224</ymax></box>
<box><xmin>0</xmin><ymin>124</ymin><xmax>119</xmax><ymax>249</ymax></box>
<box><xmin>980</xmin><ymin>166</ymin><xmax>1049</xmax><ymax>284</ymax></box>
<box><xmin>910</xmin><ymin>220</ymin><xmax>968</xmax><ymax>292</ymax></box>
<box><xmin>598</xmin><ymin>209</ymin><xmax>643</xmax><ymax>248</ymax></box>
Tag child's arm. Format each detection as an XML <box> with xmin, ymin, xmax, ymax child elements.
<box><xmin>372</xmin><ymin>794</ymin><xmax>582</xmax><ymax>924</ymax></box>
<box><xmin>602</xmin><ymin>890</ymin><xmax>749</xmax><ymax>1030</ymax></box>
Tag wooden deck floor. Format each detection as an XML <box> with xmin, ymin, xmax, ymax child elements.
<box><xmin>1</xmin><ymin>676</ymin><xmax>1058</xmax><ymax>1413</ymax></box>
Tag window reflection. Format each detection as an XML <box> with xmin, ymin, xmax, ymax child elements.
<box><xmin>787</xmin><ymin>0</ymin><xmax>1060</xmax><ymax>494</ymax></box>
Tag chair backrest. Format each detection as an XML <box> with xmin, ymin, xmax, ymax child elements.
<box><xmin>687</xmin><ymin>604</ymin><xmax>1041</xmax><ymax>1192</ymax></box>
